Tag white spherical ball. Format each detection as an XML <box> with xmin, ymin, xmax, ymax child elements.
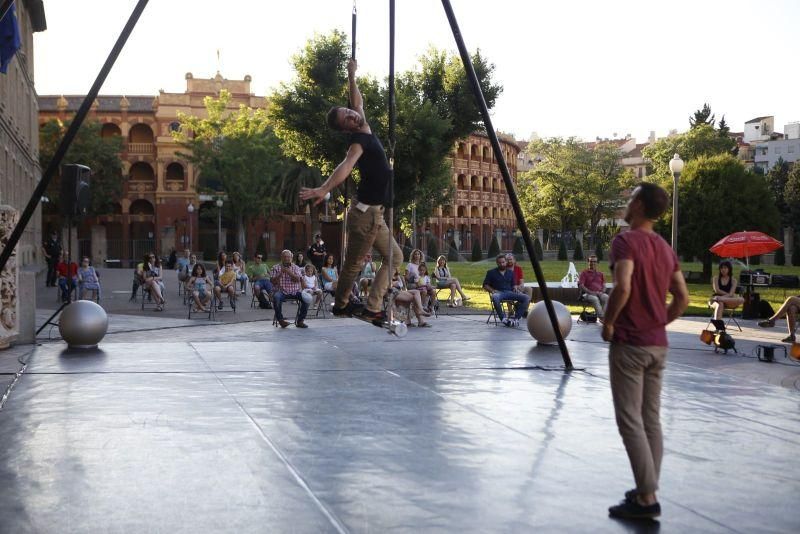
<box><xmin>301</xmin><ymin>289</ymin><xmax>314</xmax><ymax>305</ymax></box>
<box><xmin>323</xmin><ymin>192</ymin><xmax>331</xmax><ymax>202</ymax></box>
<box><xmin>527</xmin><ymin>300</ymin><xmax>572</xmax><ymax>344</ymax></box>
<box><xmin>59</xmin><ymin>300</ymin><xmax>108</xmax><ymax>348</ymax></box>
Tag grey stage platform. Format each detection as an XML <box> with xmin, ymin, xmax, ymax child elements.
<box><xmin>0</xmin><ymin>315</ymin><xmax>798</xmax><ymax>533</ymax></box>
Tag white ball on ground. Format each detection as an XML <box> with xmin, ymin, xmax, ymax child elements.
<box><xmin>301</xmin><ymin>289</ymin><xmax>314</xmax><ymax>305</ymax></box>
<box><xmin>59</xmin><ymin>300</ymin><xmax>108</xmax><ymax>348</ymax></box>
<box><xmin>527</xmin><ymin>300</ymin><xmax>572</xmax><ymax>344</ymax></box>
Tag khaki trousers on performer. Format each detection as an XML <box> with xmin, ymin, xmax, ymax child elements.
<box><xmin>335</xmin><ymin>205</ymin><xmax>402</xmax><ymax>313</ymax></box>
<box><xmin>609</xmin><ymin>343</ymin><xmax>667</xmax><ymax>495</ymax></box>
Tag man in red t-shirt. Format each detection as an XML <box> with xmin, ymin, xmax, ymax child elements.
<box><xmin>505</xmin><ymin>254</ymin><xmax>534</xmax><ymax>306</ymax></box>
<box><xmin>55</xmin><ymin>252</ymin><xmax>79</xmax><ymax>303</ymax></box>
<box><xmin>578</xmin><ymin>254</ymin><xmax>608</xmax><ymax>318</ymax></box>
<box><xmin>602</xmin><ymin>182</ymin><xmax>688</xmax><ymax>520</ymax></box>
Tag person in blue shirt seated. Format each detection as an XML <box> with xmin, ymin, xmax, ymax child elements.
<box><xmin>483</xmin><ymin>254</ymin><xmax>531</xmax><ymax>327</ymax></box>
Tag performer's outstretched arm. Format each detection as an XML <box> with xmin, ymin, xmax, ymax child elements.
<box><xmin>299</xmin><ymin>143</ymin><xmax>364</xmax><ymax>206</ymax></box>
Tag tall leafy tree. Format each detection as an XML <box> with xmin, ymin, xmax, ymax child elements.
<box><xmin>765</xmin><ymin>158</ymin><xmax>793</xmax><ymax>229</ymax></box>
<box><xmin>518</xmin><ymin>137</ymin><xmax>591</xmax><ymax>238</ymax></box>
<box><xmin>268</xmin><ymin>31</ymin><xmax>502</xmax><ymax>231</ymax></box>
<box><xmin>173</xmin><ymin>90</ymin><xmax>292</xmax><ymax>254</ymax></box>
<box><xmin>39</xmin><ymin>119</ymin><xmax>124</xmax><ymax>215</ymax></box>
<box><xmin>717</xmin><ymin>115</ymin><xmax>730</xmax><ymax>137</ymax></box>
<box><xmin>689</xmin><ymin>103</ymin><xmax>715</xmax><ymax>129</ymax></box>
<box><xmin>583</xmin><ymin>142</ymin><xmax>636</xmax><ymax>247</ymax></box>
<box><xmin>642</xmin><ymin>124</ymin><xmax>736</xmax><ymax>187</ymax></box>
<box><xmin>676</xmin><ymin>154</ymin><xmax>779</xmax><ymax>278</ymax></box>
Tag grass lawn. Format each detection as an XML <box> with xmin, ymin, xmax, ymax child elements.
<box><xmin>440</xmin><ymin>259</ymin><xmax>800</xmax><ymax>316</ymax></box>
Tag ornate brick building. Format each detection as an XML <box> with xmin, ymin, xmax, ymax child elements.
<box><xmin>40</xmin><ymin>75</ymin><xmax>521</xmax><ymax>263</ymax></box>
<box><xmin>423</xmin><ymin>132</ymin><xmax>520</xmax><ymax>255</ymax></box>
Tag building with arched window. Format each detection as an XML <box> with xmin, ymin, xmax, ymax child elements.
<box><xmin>423</xmin><ymin>132</ymin><xmax>520</xmax><ymax>255</ymax></box>
<box><xmin>38</xmin><ymin>73</ymin><xmax>271</xmax><ymax>263</ymax></box>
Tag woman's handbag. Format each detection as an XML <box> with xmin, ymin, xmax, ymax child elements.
<box><xmin>700</xmin><ymin>329</ymin><xmax>714</xmax><ymax>345</ymax></box>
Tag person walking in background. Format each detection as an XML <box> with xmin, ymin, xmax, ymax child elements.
<box><xmin>601</xmin><ymin>182</ymin><xmax>688</xmax><ymax>520</ymax></box>
<box><xmin>42</xmin><ymin>231</ymin><xmax>61</xmax><ymax>287</ymax></box>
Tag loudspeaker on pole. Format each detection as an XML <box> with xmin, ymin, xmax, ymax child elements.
<box><xmin>60</xmin><ymin>164</ymin><xmax>91</xmax><ymax>219</ymax></box>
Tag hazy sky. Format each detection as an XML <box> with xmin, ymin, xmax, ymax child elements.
<box><xmin>33</xmin><ymin>0</ymin><xmax>800</xmax><ymax>143</ymax></box>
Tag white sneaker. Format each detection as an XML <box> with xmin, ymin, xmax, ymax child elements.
<box><xmin>512</xmin><ymin>318</ymin><xmax>520</xmax><ymax>327</ymax></box>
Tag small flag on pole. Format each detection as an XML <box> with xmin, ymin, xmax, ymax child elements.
<box><xmin>0</xmin><ymin>1</ymin><xmax>20</xmax><ymax>74</ymax></box>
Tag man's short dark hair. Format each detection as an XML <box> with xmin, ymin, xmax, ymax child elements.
<box><xmin>634</xmin><ymin>182</ymin><xmax>669</xmax><ymax>220</ymax></box>
<box><xmin>496</xmin><ymin>254</ymin><xmax>506</xmax><ymax>262</ymax></box>
<box><xmin>326</xmin><ymin>107</ymin><xmax>343</xmax><ymax>131</ymax></box>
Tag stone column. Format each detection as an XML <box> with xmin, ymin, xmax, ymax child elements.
<box><xmin>0</xmin><ymin>205</ymin><xmax>19</xmax><ymax>349</ymax></box>
<box><xmin>91</xmin><ymin>225</ymin><xmax>108</xmax><ymax>265</ymax></box>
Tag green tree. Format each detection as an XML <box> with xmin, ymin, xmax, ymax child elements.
<box><xmin>594</xmin><ymin>240</ymin><xmax>603</xmax><ymax>261</ymax></box>
<box><xmin>471</xmin><ymin>239</ymin><xmax>482</xmax><ymax>262</ymax></box>
<box><xmin>717</xmin><ymin>115</ymin><xmax>730</xmax><ymax>138</ymax></box>
<box><xmin>677</xmin><ymin>154</ymin><xmax>779</xmax><ymax>279</ymax></box>
<box><xmin>573</xmin><ymin>240</ymin><xmax>584</xmax><ymax>261</ymax></box>
<box><xmin>448</xmin><ymin>239</ymin><xmax>459</xmax><ymax>261</ymax></box>
<box><xmin>427</xmin><ymin>235</ymin><xmax>439</xmax><ymax>262</ymax></box>
<box><xmin>781</xmin><ymin>162</ymin><xmax>800</xmax><ymax>230</ymax></box>
<box><xmin>518</xmin><ymin>137</ymin><xmax>589</xmax><ymax>237</ymax></box>
<box><xmin>533</xmin><ymin>237</ymin><xmax>544</xmax><ymax>261</ymax></box>
<box><xmin>173</xmin><ymin>90</ymin><xmax>292</xmax><ymax>254</ymax></box>
<box><xmin>487</xmin><ymin>235</ymin><xmax>500</xmax><ymax>258</ymax></box>
<box><xmin>775</xmin><ymin>247</ymin><xmax>785</xmax><ymax>265</ymax></box>
<box><xmin>584</xmin><ymin>142</ymin><xmax>636</xmax><ymax>247</ymax></box>
<box><xmin>39</xmin><ymin>119</ymin><xmax>123</xmax><ymax>216</ymax></box>
<box><xmin>512</xmin><ymin>236</ymin><xmax>523</xmax><ymax>255</ymax></box>
<box><xmin>765</xmin><ymin>158</ymin><xmax>792</xmax><ymax>228</ymax></box>
<box><xmin>690</xmin><ymin>103</ymin><xmax>715</xmax><ymax>129</ymax></box>
<box><xmin>642</xmin><ymin>124</ymin><xmax>736</xmax><ymax>187</ymax></box>
<box><xmin>268</xmin><ymin>32</ymin><xmax>502</xmax><ymax>229</ymax></box>
<box><xmin>557</xmin><ymin>240</ymin><xmax>568</xmax><ymax>261</ymax></box>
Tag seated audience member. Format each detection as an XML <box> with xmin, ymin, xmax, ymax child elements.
<box><xmin>321</xmin><ymin>254</ymin><xmax>339</xmax><ymax>292</ymax></box>
<box><xmin>709</xmin><ymin>260</ymin><xmax>744</xmax><ymax>321</ymax></box>
<box><xmin>215</xmin><ymin>258</ymin><xmax>237</xmax><ymax>310</ymax></box>
<box><xmin>758</xmin><ymin>294</ymin><xmax>800</xmax><ymax>343</ymax></box>
<box><xmin>213</xmin><ymin>251</ymin><xmax>227</xmax><ymax>282</ymax></box>
<box><xmin>505</xmin><ymin>253</ymin><xmax>534</xmax><ymax>311</ymax></box>
<box><xmin>433</xmin><ymin>255</ymin><xmax>469</xmax><ymax>306</ymax></box>
<box><xmin>483</xmin><ymin>254</ymin><xmax>530</xmax><ymax>327</ymax></box>
<box><xmin>56</xmin><ymin>252</ymin><xmax>78</xmax><ymax>303</ymax></box>
<box><xmin>140</xmin><ymin>253</ymin><xmax>166</xmax><ymax>311</ymax></box>
<box><xmin>270</xmin><ymin>249</ymin><xmax>309</xmax><ymax>328</ymax></box>
<box><xmin>295</xmin><ymin>251</ymin><xmax>307</xmax><ymax>267</ymax></box>
<box><xmin>176</xmin><ymin>249</ymin><xmax>192</xmax><ymax>283</ymax></box>
<box><xmin>391</xmin><ymin>270</ymin><xmax>431</xmax><ymax>327</ymax></box>
<box><xmin>302</xmin><ymin>264</ymin><xmax>324</xmax><ymax>308</ymax></box>
<box><xmin>247</xmin><ymin>253</ymin><xmax>273</xmax><ymax>309</ymax></box>
<box><xmin>416</xmin><ymin>262</ymin><xmax>438</xmax><ymax>311</ymax></box>
<box><xmin>405</xmin><ymin>249</ymin><xmax>423</xmax><ymax>289</ymax></box>
<box><xmin>578</xmin><ymin>254</ymin><xmax>609</xmax><ymax>319</ymax></box>
<box><xmin>77</xmin><ymin>257</ymin><xmax>101</xmax><ymax>301</ymax></box>
<box><xmin>231</xmin><ymin>251</ymin><xmax>249</xmax><ymax>294</ymax></box>
<box><xmin>189</xmin><ymin>263</ymin><xmax>212</xmax><ymax>312</ymax></box>
<box><xmin>359</xmin><ymin>254</ymin><xmax>377</xmax><ymax>295</ymax></box>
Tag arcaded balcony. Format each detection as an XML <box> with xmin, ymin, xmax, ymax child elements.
<box><xmin>127</xmin><ymin>123</ymin><xmax>155</xmax><ymax>156</ymax></box>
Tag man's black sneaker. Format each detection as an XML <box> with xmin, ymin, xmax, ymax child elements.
<box><xmin>608</xmin><ymin>499</ymin><xmax>660</xmax><ymax>519</ymax></box>
<box><xmin>624</xmin><ymin>489</ymin><xmax>637</xmax><ymax>502</ymax></box>
<box><xmin>332</xmin><ymin>301</ymin><xmax>364</xmax><ymax>317</ymax></box>
<box><xmin>359</xmin><ymin>309</ymin><xmax>385</xmax><ymax>326</ymax></box>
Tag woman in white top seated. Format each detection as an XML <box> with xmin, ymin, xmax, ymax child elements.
<box><xmin>359</xmin><ymin>253</ymin><xmax>377</xmax><ymax>296</ymax></box>
<box><xmin>432</xmin><ymin>255</ymin><xmax>469</xmax><ymax>307</ymax></box>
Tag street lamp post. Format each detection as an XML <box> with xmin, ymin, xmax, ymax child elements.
<box><xmin>215</xmin><ymin>198</ymin><xmax>224</xmax><ymax>253</ymax></box>
<box><xmin>187</xmin><ymin>202</ymin><xmax>195</xmax><ymax>252</ymax></box>
<box><xmin>669</xmin><ymin>153</ymin><xmax>684</xmax><ymax>252</ymax></box>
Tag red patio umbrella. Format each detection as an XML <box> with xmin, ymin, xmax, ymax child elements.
<box><xmin>709</xmin><ymin>231</ymin><xmax>783</xmax><ymax>267</ymax></box>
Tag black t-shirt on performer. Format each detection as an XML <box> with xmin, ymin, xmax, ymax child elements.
<box><xmin>349</xmin><ymin>132</ymin><xmax>392</xmax><ymax>206</ymax></box>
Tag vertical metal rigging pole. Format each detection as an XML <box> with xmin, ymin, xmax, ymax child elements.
<box><xmin>342</xmin><ymin>1</ymin><xmax>357</xmax><ymax>268</ymax></box>
<box><xmin>439</xmin><ymin>0</ymin><xmax>573</xmax><ymax>369</ymax></box>
<box><xmin>386</xmin><ymin>0</ymin><xmax>396</xmax><ymax>323</ymax></box>
<box><xmin>0</xmin><ymin>0</ymin><xmax>150</xmax><ymax>275</ymax></box>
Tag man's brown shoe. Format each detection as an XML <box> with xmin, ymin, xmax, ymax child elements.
<box><xmin>279</xmin><ymin>319</ymin><xmax>290</xmax><ymax>328</ymax></box>
<box><xmin>295</xmin><ymin>321</ymin><xmax>308</xmax><ymax>329</ymax></box>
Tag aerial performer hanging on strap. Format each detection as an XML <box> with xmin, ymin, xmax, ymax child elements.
<box><xmin>299</xmin><ymin>2</ymin><xmax>402</xmax><ymax>328</ymax></box>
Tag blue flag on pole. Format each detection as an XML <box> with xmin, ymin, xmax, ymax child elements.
<box><xmin>0</xmin><ymin>2</ymin><xmax>21</xmax><ymax>74</ymax></box>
